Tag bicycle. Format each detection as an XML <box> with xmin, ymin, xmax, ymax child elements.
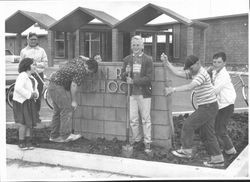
<box><xmin>191</xmin><ymin>71</ymin><xmax>248</xmax><ymax>110</ymax></box>
<box><xmin>6</xmin><ymin>71</ymin><xmax>53</xmax><ymax>110</ymax></box>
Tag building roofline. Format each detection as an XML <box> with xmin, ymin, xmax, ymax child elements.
<box><xmin>147</xmin><ymin>13</ymin><xmax>248</xmax><ymax>27</ymax></box>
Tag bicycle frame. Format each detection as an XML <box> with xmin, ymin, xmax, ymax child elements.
<box><xmin>6</xmin><ymin>70</ymin><xmax>53</xmax><ymax>109</ymax></box>
<box><xmin>191</xmin><ymin>71</ymin><xmax>248</xmax><ymax>110</ymax></box>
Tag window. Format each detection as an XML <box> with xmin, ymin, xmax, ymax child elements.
<box><xmin>84</xmin><ymin>32</ymin><xmax>100</xmax><ymax>58</ymax></box>
<box><xmin>5</xmin><ymin>49</ymin><xmax>13</xmax><ymax>56</ymax></box>
<box><xmin>55</xmin><ymin>31</ymin><xmax>65</xmax><ymax>58</ymax></box>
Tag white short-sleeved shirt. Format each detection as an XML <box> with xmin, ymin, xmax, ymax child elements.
<box><xmin>20</xmin><ymin>45</ymin><xmax>48</xmax><ymax>73</ymax></box>
<box><xmin>212</xmin><ymin>67</ymin><xmax>236</xmax><ymax>109</ymax></box>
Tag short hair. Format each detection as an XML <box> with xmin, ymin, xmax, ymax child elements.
<box><xmin>131</xmin><ymin>35</ymin><xmax>144</xmax><ymax>45</ymax></box>
<box><xmin>27</xmin><ymin>32</ymin><xmax>38</xmax><ymax>39</ymax></box>
<box><xmin>213</xmin><ymin>52</ymin><xmax>226</xmax><ymax>62</ymax></box>
<box><xmin>18</xmin><ymin>58</ymin><xmax>33</xmax><ymax>73</ymax></box>
<box><xmin>86</xmin><ymin>58</ymin><xmax>98</xmax><ymax>73</ymax></box>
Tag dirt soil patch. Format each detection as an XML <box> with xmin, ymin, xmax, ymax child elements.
<box><xmin>6</xmin><ymin>112</ymin><xmax>248</xmax><ymax>169</ymax></box>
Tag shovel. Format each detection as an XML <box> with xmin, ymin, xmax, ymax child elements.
<box><xmin>122</xmin><ymin>66</ymin><xmax>133</xmax><ymax>157</ymax></box>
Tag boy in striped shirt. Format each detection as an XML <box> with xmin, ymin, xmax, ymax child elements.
<box><xmin>161</xmin><ymin>53</ymin><xmax>224</xmax><ymax>167</ymax></box>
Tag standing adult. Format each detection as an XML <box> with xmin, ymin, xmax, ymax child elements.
<box><xmin>20</xmin><ymin>32</ymin><xmax>48</xmax><ymax>122</ymax></box>
<box><xmin>48</xmin><ymin>57</ymin><xmax>98</xmax><ymax>143</ymax></box>
<box><xmin>121</xmin><ymin>35</ymin><xmax>153</xmax><ymax>153</ymax></box>
<box><xmin>161</xmin><ymin>53</ymin><xmax>224</xmax><ymax>167</ymax></box>
<box><xmin>210</xmin><ymin>52</ymin><xmax>237</xmax><ymax>155</ymax></box>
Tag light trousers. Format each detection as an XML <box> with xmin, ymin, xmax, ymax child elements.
<box><xmin>130</xmin><ymin>95</ymin><xmax>152</xmax><ymax>144</ymax></box>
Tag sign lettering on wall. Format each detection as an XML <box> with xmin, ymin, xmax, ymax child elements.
<box><xmin>81</xmin><ymin>66</ymin><xmax>127</xmax><ymax>94</ymax></box>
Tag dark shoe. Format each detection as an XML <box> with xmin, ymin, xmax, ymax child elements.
<box><xmin>37</xmin><ymin>118</ymin><xmax>42</xmax><ymax>123</ymax></box>
<box><xmin>203</xmin><ymin>160</ymin><xmax>224</xmax><ymax>167</ymax></box>
<box><xmin>172</xmin><ymin>149</ymin><xmax>192</xmax><ymax>159</ymax></box>
<box><xmin>132</xmin><ymin>141</ymin><xmax>144</xmax><ymax>150</ymax></box>
<box><xmin>18</xmin><ymin>140</ymin><xmax>28</xmax><ymax>150</ymax></box>
<box><xmin>32</xmin><ymin>139</ymin><xmax>40</xmax><ymax>147</ymax></box>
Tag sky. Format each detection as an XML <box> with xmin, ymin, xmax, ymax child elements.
<box><xmin>1</xmin><ymin>0</ymin><xmax>248</xmax><ymax>35</ymax></box>
<box><xmin>1</xmin><ymin>0</ymin><xmax>249</xmax><ymax>22</ymax></box>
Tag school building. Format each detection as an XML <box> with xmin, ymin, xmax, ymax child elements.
<box><xmin>5</xmin><ymin>3</ymin><xmax>248</xmax><ymax>148</ymax></box>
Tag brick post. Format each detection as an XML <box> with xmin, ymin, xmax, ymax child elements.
<box><xmin>67</xmin><ymin>32</ymin><xmax>74</xmax><ymax>60</ymax></box>
<box><xmin>16</xmin><ymin>33</ymin><xmax>22</xmax><ymax>55</ymax></box>
<box><xmin>75</xmin><ymin>29</ymin><xmax>80</xmax><ymax>58</ymax></box>
<box><xmin>47</xmin><ymin>30</ymin><xmax>54</xmax><ymax>67</ymax></box>
<box><xmin>186</xmin><ymin>26</ymin><xmax>206</xmax><ymax>64</ymax></box>
<box><xmin>112</xmin><ymin>28</ymin><xmax>123</xmax><ymax>62</ymax></box>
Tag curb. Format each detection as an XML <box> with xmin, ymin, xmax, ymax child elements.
<box><xmin>6</xmin><ymin>144</ymin><xmax>248</xmax><ymax>178</ymax></box>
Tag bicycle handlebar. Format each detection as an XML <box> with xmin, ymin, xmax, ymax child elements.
<box><xmin>228</xmin><ymin>71</ymin><xmax>249</xmax><ymax>77</ymax></box>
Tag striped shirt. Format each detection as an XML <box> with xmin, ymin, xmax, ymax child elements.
<box><xmin>186</xmin><ymin>67</ymin><xmax>217</xmax><ymax>106</ymax></box>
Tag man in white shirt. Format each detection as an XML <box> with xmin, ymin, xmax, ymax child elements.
<box><xmin>20</xmin><ymin>32</ymin><xmax>48</xmax><ymax>123</ymax></box>
<box><xmin>210</xmin><ymin>52</ymin><xmax>237</xmax><ymax>155</ymax></box>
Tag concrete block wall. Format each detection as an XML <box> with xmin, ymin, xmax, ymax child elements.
<box><xmin>72</xmin><ymin>62</ymin><xmax>173</xmax><ymax>148</ymax></box>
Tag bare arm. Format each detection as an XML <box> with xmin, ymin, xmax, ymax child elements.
<box><xmin>70</xmin><ymin>81</ymin><xmax>78</xmax><ymax>109</ymax></box>
<box><xmin>164</xmin><ymin>81</ymin><xmax>198</xmax><ymax>96</ymax></box>
<box><xmin>161</xmin><ymin>53</ymin><xmax>187</xmax><ymax>79</ymax></box>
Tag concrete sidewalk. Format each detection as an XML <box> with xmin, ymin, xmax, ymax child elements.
<box><xmin>7</xmin><ymin>159</ymin><xmax>137</xmax><ymax>181</ymax></box>
<box><xmin>6</xmin><ymin>144</ymin><xmax>249</xmax><ymax>179</ymax></box>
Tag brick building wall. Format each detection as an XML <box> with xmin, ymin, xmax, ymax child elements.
<box><xmin>173</xmin><ymin>15</ymin><xmax>248</xmax><ymax>66</ymax></box>
<box><xmin>203</xmin><ymin>16</ymin><xmax>248</xmax><ymax>65</ymax></box>
<box><xmin>72</xmin><ymin>62</ymin><xmax>173</xmax><ymax>148</ymax></box>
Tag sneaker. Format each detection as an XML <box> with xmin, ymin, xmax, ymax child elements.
<box><xmin>225</xmin><ymin>148</ymin><xmax>237</xmax><ymax>155</ymax></box>
<box><xmin>18</xmin><ymin>142</ymin><xmax>28</xmax><ymax>150</ymax></box>
<box><xmin>26</xmin><ymin>142</ymin><xmax>35</xmax><ymax>150</ymax></box>
<box><xmin>25</xmin><ymin>137</ymin><xmax>34</xmax><ymax>150</ymax></box>
<box><xmin>65</xmin><ymin>133</ymin><xmax>82</xmax><ymax>142</ymax></box>
<box><xmin>144</xmin><ymin>143</ymin><xmax>152</xmax><ymax>153</ymax></box>
<box><xmin>172</xmin><ymin>149</ymin><xmax>192</xmax><ymax>159</ymax></box>
<box><xmin>203</xmin><ymin>160</ymin><xmax>224</xmax><ymax>167</ymax></box>
<box><xmin>49</xmin><ymin>136</ymin><xmax>65</xmax><ymax>143</ymax></box>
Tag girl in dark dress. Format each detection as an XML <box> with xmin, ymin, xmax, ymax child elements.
<box><xmin>12</xmin><ymin>58</ymin><xmax>39</xmax><ymax>150</ymax></box>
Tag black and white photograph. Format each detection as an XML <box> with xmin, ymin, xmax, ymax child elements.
<box><xmin>1</xmin><ymin>0</ymin><xmax>249</xmax><ymax>180</ymax></box>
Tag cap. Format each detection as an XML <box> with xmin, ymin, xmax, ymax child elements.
<box><xmin>183</xmin><ymin>55</ymin><xmax>199</xmax><ymax>70</ymax></box>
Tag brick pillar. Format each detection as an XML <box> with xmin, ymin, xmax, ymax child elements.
<box><xmin>79</xmin><ymin>30</ymin><xmax>84</xmax><ymax>56</ymax></box>
<box><xmin>187</xmin><ymin>26</ymin><xmax>206</xmax><ymax>64</ymax></box>
<box><xmin>67</xmin><ymin>32</ymin><xmax>74</xmax><ymax>60</ymax></box>
<box><xmin>47</xmin><ymin>30</ymin><xmax>54</xmax><ymax>67</ymax></box>
<box><xmin>75</xmin><ymin>29</ymin><xmax>80</xmax><ymax>58</ymax></box>
<box><xmin>152</xmin><ymin>33</ymin><xmax>157</xmax><ymax>61</ymax></box>
<box><xmin>16</xmin><ymin>33</ymin><xmax>22</xmax><ymax>55</ymax></box>
<box><xmin>112</xmin><ymin>28</ymin><xmax>123</xmax><ymax>62</ymax></box>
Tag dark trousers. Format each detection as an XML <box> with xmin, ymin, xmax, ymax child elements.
<box><xmin>181</xmin><ymin>102</ymin><xmax>222</xmax><ymax>156</ymax></box>
<box><xmin>215</xmin><ymin>104</ymin><xmax>235</xmax><ymax>151</ymax></box>
<box><xmin>31</xmin><ymin>72</ymin><xmax>44</xmax><ymax>120</ymax></box>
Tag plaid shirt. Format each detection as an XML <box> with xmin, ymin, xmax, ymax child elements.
<box><xmin>50</xmin><ymin>59</ymin><xmax>87</xmax><ymax>90</ymax></box>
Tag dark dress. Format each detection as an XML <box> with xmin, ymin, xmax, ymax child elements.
<box><xmin>13</xmin><ymin>77</ymin><xmax>38</xmax><ymax>128</ymax></box>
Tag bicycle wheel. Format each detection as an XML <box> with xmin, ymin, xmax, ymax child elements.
<box><xmin>242</xmin><ymin>85</ymin><xmax>248</xmax><ymax>106</ymax></box>
<box><xmin>191</xmin><ymin>91</ymin><xmax>198</xmax><ymax>110</ymax></box>
<box><xmin>6</xmin><ymin>83</ymin><xmax>15</xmax><ymax>108</ymax></box>
<box><xmin>43</xmin><ymin>88</ymin><xmax>53</xmax><ymax>110</ymax></box>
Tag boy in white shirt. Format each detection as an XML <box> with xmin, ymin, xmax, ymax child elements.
<box><xmin>210</xmin><ymin>52</ymin><xmax>237</xmax><ymax>155</ymax></box>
